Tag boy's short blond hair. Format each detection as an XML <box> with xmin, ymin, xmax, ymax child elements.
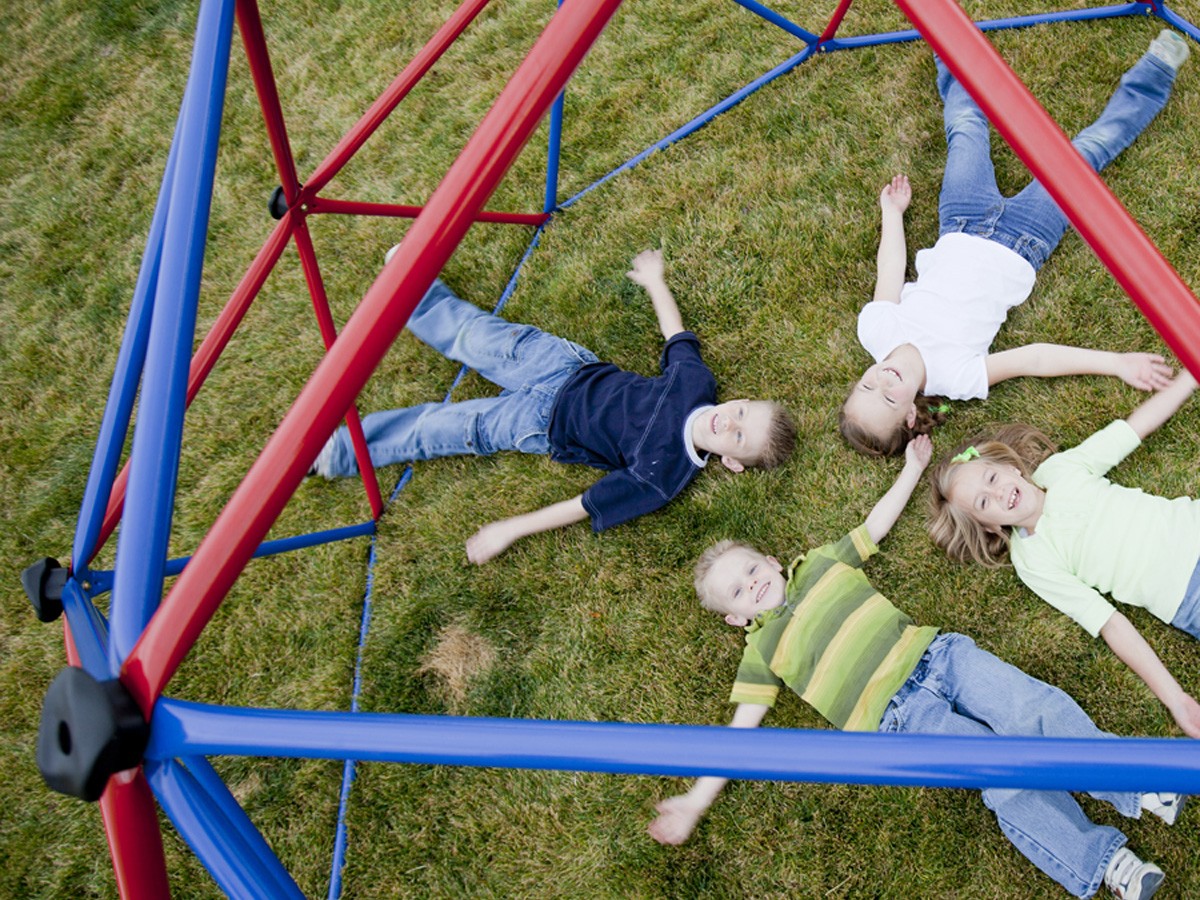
<box><xmin>693</xmin><ymin>539</ymin><xmax>758</xmax><ymax>612</ymax></box>
<box><xmin>750</xmin><ymin>403</ymin><xmax>798</xmax><ymax>469</ymax></box>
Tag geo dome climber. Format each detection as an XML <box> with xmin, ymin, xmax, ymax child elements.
<box><xmin>22</xmin><ymin>0</ymin><xmax>1200</xmax><ymax>896</ymax></box>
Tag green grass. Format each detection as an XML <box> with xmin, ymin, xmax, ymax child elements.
<box><xmin>4</xmin><ymin>1</ymin><xmax>1200</xmax><ymax>897</ymax></box>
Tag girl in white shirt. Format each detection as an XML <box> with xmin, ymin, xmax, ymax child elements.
<box><xmin>840</xmin><ymin>35</ymin><xmax>1188</xmax><ymax>457</ymax></box>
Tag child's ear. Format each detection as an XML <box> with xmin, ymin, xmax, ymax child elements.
<box><xmin>720</xmin><ymin>455</ymin><xmax>745</xmax><ymax>473</ymax></box>
<box><xmin>905</xmin><ymin>405</ymin><xmax>918</xmax><ymax>429</ymax></box>
<box><xmin>724</xmin><ymin>613</ymin><xmax>750</xmax><ymax>627</ymax></box>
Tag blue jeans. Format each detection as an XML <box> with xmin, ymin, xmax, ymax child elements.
<box><xmin>1171</xmin><ymin>554</ymin><xmax>1200</xmax><ymax>639</ymax></box>
<box><xmin>936</xmin><ymin>51</ymin><xmax>1177</xmax><ymax>270</ymax></box>
<box><xmin>879</xmin><ymin>633</ymin><xmax>1143</xmax><ymax>898</ymax></box>
<box><xmin>319</xmin><ymin>280</ymin><xmax>598</xmax><ymax>477</ymax></box>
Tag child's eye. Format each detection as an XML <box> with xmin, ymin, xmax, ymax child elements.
<box><xmin>733</xmin><ymin>588</ymin><xmax>741</xmax><ymax>599</ymax></box>
<box><xmin>749</xmin><ymin>565</ymin><xmax>757</xmax><ymax>575</ymax></box>
<box><xmin>736</xmin><ymin>431</ymin><xmax>743</xmax><ymax>443</ymax></box>
<box><xmin>738</xmin><ymin>407</ymin><xmax>745</xmax><ymax>419</ymax></box>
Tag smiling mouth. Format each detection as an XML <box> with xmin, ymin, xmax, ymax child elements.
<box><xmin>882</xmin><ymin>367</ymin><xmax>902</xmax><ymax>382</ymax></box>
<box><xmin>1008</xmin><ymin>487</ymin><xmax>1019</xmax><ymax>510</ymax></box>
<box><xmin>755</xmin><ymin>580</ymin><xmax>770</xmax><ymax>604</ymax></box>
<box><xmin>711</xmin><ymin>413</ymin><xmax>719</xmax><ymax>435</ymax></box>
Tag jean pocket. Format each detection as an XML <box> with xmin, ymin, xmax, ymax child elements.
<box><xmin>1011</xmin><ymin>233</ymin><xmax>1051</xmax><ymax>270</ymax></box>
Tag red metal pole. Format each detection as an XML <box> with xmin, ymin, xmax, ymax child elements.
<box><xmin>819</xmin><ymin>0</ymin><xmax>855</xmax><ymax>44</ymax></box>
<box><xmin>121</xmin><ymin>0</ymin><xmax>626</xmax><ymax>715</ymax></box>
<box><xmin>308</xmin><ymin>196</ymin><xmax>550</xmax><ymax>227</ymax></box>
<box><xmin>894</xmin><ymin>0</ymin><xmax>1200</xmax><ymax>378</ymax></box>
<box><xmin>99</xmin><ymin>770</ymin><xmax>171</xmax><ymax>900</ymax></box>
<box><xmin>92</xmin><ymin>214</ymin><xmax>296</xmax><ymax>563</ymax></box>
<box><xmin>304</xmin><ymin>0</ymin><xmax>495</xmax><ymax>196</ymax></box>
<box><xmin>237</xmin><ymin>0</ymin><xmax>302</xmax><ymax>203</ymax></box>
<box><xmin>292</xmin><ymin>217</ymin><xmax>384</xmax><ymax>517</ymax></box>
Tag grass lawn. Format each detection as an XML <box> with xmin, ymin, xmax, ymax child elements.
<box><xmin>3</xmin><ymin>0</ymin><xmax>1200</xmax><ymax>897</ymax></box>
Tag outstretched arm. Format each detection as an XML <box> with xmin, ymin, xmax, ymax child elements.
<box><xmin>873</xmin><ymin>175</ymin><xmax>911</xmax><ymax>304</ymax></box>
<box><xmin>985</xmin><ymin>344</ymin><xmax>1173</xmax><ymax>390</ymax></box>
<box><xmin>627</xmin><ymin>249</ymin><xmax>685</xmax><ymax>340</ymax></box>
<box><xmin>1125</xmin><ymin>369</ymin><xmax>1197</xmax><ymax>440</ymax></box>
<box><xmin>864</xmin><ymin>434</ymin><xmax>931</xmax><ymax>545</ymax></box>
<box><xmin>1100</xmin><ymin>610</ymin><xmax>1200</xmax><ymax>738</ymax></box>
<box><xmin>465</xmin><ymin>495</ymin><xmax>588</xmax><ymax>565</ymax></box>
<box><xmin>647</xmin><ymin>703</ymin><xmax>770</xmax><ymax>845</ymax></box>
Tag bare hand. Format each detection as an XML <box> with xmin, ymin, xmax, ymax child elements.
<box><xmin>1168</xmin><ymin>692</ymin><xmax>1200</xmax><ymax>739</ymax></box>
<box><xmin>647</xmin><ymin>795</ymin><xmax>704</xmax><ymax>845</ymax></box>
<box><xmin>1116</xmin><ymin>353</ymin><xmax>1174</xmax><ymax>391</ymax></box>
<box><xmin>465</xmin><ymin>520</ymin><xmax>518</xmax><ymax>565</ymax></box>
<box><xmin>905</xmin><ymin>433</ymin><xmax>932</xmax><ymax>470</ymax></box>
<box><xmin>627</xmin><ymin>248</ymin><xmax>665</xmax><ymax>288</ymax></box>
<box><xmin>879</xmin><ymin>175</ymin><xmax>911</xmax><ymax>215</ymax></box>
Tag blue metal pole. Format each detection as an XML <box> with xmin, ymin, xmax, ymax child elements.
<box><xmin>543</xmin><ymin>0</ymin><xmax>568</xmax><ymax>214</ymax></box>
<box><xmin>181</xmin><ymin>755</ymin><xmax>305</xmax><ymax>899</ymax></box>
<box><xmin>147</xmin><ymin>757</ymin><xmax>305</xmax><ymax>899</ymax></box>
<box><xmin>147</xmin><ymin>700</ymin><xmax>1200</xmax><ymax>794</ymax></box>
<box><xmin>561</xmin><ymin>44</ymin><xmax>818</xmax><ymax>211</ymax></box>
<box><xmin>72</xmin><ymin>116</ymin><xmax>183</xmax><ymax>575</ymax></box>
<box><xmin>59</xmin><ymin>580</ymin><xmax>111</xmax><ymax>679</ymax></box>
<box><xmin>823</xmin><ymin>3</ymin><xmax>1146</xmax><ymax>52</ymax></box>
<box><xmin>1156</xmin><ymin>4</ymin><xmax>1200</xmax><ymax>42</ymax></box>
<box><xmin>729</xmin><ymin>0</ymin><xmax>819</xmax><ymax>44</ymax></box>
<box><xmin>160</xmin><ymin>520</ymin><xmax>376</xmax><ymax>578</ymax></box>
<box><xmin>107</xmin><ymin>0</ymin><xmax>237</xmax><ymax>671</ymax></box>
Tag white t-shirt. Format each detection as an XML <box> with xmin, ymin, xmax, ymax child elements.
<box><xmin>857</xmin><ymin>232</ymin><xmax>1036</xmax><ymax>400</ymax></box>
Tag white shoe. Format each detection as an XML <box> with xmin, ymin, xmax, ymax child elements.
<box><xmin>1140</xmin><ymin>791</ymin><xmax>1185</xmax><ymax>825</ymax></box>
<box><xmin>1104</xmin><ymin>847</ymin><xmax>1164</xmax><ymax>900</ymax></box>
<box><xmin>1148</xmin><ymin>29</ymin><xmax>1190</xmax><ymax>71</ymax></box>
<box><xmin>384</xmin><ymin>243</ymin><xmax>401</xmax><ymax>265</ymax></box>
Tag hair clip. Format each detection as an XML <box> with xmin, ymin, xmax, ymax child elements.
<box><xmin>931</xmin><ymin>403</ymin><xmax>950</xmax><ymax>414</ymax></box>
<box><xmin>951</xmin><ymin>446</ymin><xmax>979</xmax><ymax>464</ymax></box>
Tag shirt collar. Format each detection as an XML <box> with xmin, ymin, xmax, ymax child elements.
<box><xmin>683</xmin><ymin>405</ymin><xmax>714</xmax><ymax>468</ymax></box>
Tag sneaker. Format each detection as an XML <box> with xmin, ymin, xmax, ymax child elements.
<box><xmin>1148</xmin><ymin>29</ymin><xmax>1190</xmax><ymax>72</ymax></box>
<box><xmin>1141</xmin><ymin>791</ymin><xmax>1186</xmax><ymax>825</ymax></box>
<box><xmin>1104</xmin><ymin>847</ymin><xmax>1164</xmax><ymax>900</ymax></box>
<box><xmin>308</xmin><ymin>433</ymin><xmax>337</xmax><ymax>479</ymax></box>
<box><xmin>385</xmin><ymin>243</ymin><xmax>401</xmax><ymax>265</ymax></box>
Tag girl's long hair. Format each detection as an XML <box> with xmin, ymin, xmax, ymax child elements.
<box><xmin>840</xmin><ymin>392</ymin><xmax>950</xmax><ymax>458</ymax></box>
<box><xmin>928</xmin><ymin>423</ymin><xmax>1057</xmax><ymax>567</ymax></box>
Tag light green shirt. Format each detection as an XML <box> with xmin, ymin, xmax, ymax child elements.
<box><xmin>728</xmin><ymin>525</ymin><xmax>938</xmax><ymax>732</ymax></box>
<box><xmin>1011</xmin><ymin>419</ymin><xmax>1200</xmax><ymax>636</ymax></box>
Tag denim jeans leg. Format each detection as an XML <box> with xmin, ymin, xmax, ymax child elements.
<box><xmin>879</xmin><ymin>633</ymin><xmax>1132</xmax><ymax>897</ymax></box>
<box><xmin>935</xmin><ymin>58</ymin><xmax>1004</xmax><ymax>235</ymax></box>
<box><xmin>996</xmin><ymin>52</ymin><xmax>1178</xmax><ymax>265</ymax></box>
<box><xmin>405</xmin><ymin>279</ymin><xmax>598</xmax><ymax>391</ymax></box>
<box><xmin>321</xmin><ymin>386</ymin><xmax>556</xmax><ymax>476</ymax></box>
<box><xmin>1170</xmin><ymin>553</ymin><xmax>1200</xmax><ymax>640</ymax></box>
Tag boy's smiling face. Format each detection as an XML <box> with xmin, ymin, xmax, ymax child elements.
<box><xmin>703</xmin><ymin>546</ymin><xmax>786</xmax><ymax>627</ymax></box>
<box><xmin>693</xmin><ymin>399</ymin><xmax>777</xmax><ymax>472</ymax></box>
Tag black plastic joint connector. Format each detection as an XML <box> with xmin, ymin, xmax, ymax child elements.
<box><xmin>268</xmin><ymin>185</ymin><xmax>289</xmax><ymax>220</ymax></box>
<box><xmin>37</xmin><ymin>667</ymin><xmax>150</xmax><ymax>802</ymax></box>
<box><xmin>22</xmin><ymin>557</ymin><xmax>67</xmax><ymax>623</ymax></box>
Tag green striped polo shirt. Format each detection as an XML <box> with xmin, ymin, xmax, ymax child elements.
<box><xmin>728</xmin><ymin>525</ymin><xmax>939</xmax><ymax>732</ymax></box>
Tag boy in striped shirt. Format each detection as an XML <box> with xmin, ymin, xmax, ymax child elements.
<box><xmin>649</xmin><ymin>436</ymin><xmax>1180</xmax><ymax>900</ymax></box>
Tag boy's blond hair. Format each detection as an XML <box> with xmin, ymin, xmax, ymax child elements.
<box><xmin>693</xmin><ymin>539</ymin><xmax>758</xmax><ymax>612</ymax></box>
<box><xmin>928</xmin><ymin>424</ymin><xmax>1056</xmax><ymax>567</ymax></box>
<box><xmin>749</xmin><ymin>403</ymin><xmax>798</xmax><ymax>469</ymax></box>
